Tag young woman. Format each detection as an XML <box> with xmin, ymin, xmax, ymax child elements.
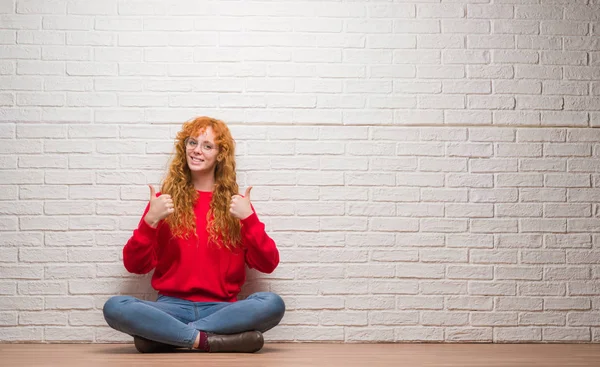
<box><xmin>103</xmin><ymin>116</ymin><xmax>285</xmax><ymax>353</ymax></box>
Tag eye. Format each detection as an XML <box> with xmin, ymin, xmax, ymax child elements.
<box><xmin>203</xmin><ymin>143</ymin><xmax>214</xmax><ymax>150</ymax></box>
<box><xmin>188</xmin><ymin>140</ymin><xmax>198</xmax><ymax>146</ymax></box>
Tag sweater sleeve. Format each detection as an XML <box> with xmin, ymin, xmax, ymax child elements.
<box><xmin>122</xmin><ymin>203</ymin><xmax>158</xmax><ymax>274</ymax></box>
<box><xmin>241</xmin><ymin>209</ymin><xmax>279</xmax><ymax>274</ymax></box>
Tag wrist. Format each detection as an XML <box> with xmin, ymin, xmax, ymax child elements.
<box><xmin>144</xmin><ymin>214</ymin><xmax>159</xmax><ymax>228</ymax></box>
<box><xmin>241</xmin><ymin>209</ymin><xmax>254</xmax><ymax>220</ymax></box>
<box><xmin>240</xmin><ymin>210</ymin><xmax>255</xmax><ymax>221</ymax></box>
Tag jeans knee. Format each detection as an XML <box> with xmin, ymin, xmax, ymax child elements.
<box><xmin>263</xmin><ymin>292</ymin><xmax>285</xmax><ymax>322</ymax></box>
<box><xmin>103</xmin><ymin>295</ymin><xmax>133</xmax><ymax>324</ymax></box>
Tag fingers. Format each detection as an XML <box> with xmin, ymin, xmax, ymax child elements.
<box><xmin>161</xmin><ymin>200</ymin><xmax>175</xmax><ymax>216</ymax></box>
<box><xmin>146</xmin><ymin>186</ymin><xmax>175</xmax><ymax>221</ymax></box>
<box><xmin>244</xmin><ymin>186</ymin><xmax>253</xmax><ymax>200</ymax></box>
<box><xmin>161</xmin><ymin>198</ymin><xmax>174</xmax><ymax>213</ymax></box>
<box><xmin>153</xmin><ymin>192</ymin><xmax>174</xmax><ymax>216</ymax></box>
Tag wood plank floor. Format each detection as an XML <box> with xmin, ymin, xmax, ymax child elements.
<box><xmin>1</xmin><ymin>343</ymin><xmax>599</xmax><ymax>367</ymax></box>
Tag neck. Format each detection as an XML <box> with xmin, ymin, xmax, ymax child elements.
<box><xmin>191</xmin><ymin>170</ymin><xmax>215</xmax><ymax>192</ymax></box>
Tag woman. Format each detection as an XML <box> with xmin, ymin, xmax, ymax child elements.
<box><xmin>103</xmin><ymin>116</ymin><xmax>285</xmax><ymax>353</ymax></box>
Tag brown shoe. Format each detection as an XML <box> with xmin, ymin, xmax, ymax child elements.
<box><xmin>207</xmin><ymin>331</ymin><xmax>264</xmax><ymax>353</ymax></box>
<box><xmin>133</xmin><ymin>335</ymin><xmax>176</xmax><ymax>353</ymax></box>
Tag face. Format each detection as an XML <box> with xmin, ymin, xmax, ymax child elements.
<box><xmin>185</xmin><ymin>126</ymin><xmax>220</xmax><ymax>175</ymax></box>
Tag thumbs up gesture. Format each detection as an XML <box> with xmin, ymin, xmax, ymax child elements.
<box><xmin>144</xmin><ymin>185</ymin><xmax>175</xmax><ymax>228</ymax></box>
<box><xmin>230</xmin><ymin>186</ymin><xmax>253</xmax><ymax>220</ymax></box>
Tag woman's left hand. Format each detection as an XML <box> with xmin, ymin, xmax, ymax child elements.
<box><xmin>230</xmin><ymin>186</ymin><xmax>253</xmax><ymax>220</ymax></box>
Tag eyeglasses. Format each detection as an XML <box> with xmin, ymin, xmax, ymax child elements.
<box><xmin>185</xmin><ymin>138</ymin><xmax>217</xmax><ymax>153</ymax></box>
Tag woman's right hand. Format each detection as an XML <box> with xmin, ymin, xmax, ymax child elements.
<box><xmin>144</xmin><ymin>185</ymin><xmax>174</xmax><ymax>228</ymax></box>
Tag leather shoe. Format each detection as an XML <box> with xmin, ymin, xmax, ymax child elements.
<box><xmin>133</xmin><ymin>335</ymin><xmax>176</xmax><ymax>353</ymax></box>
<box><xmin>207</xmin><ymin>331</ymin><xmax>264</xmax><ymax>353</ymax></box>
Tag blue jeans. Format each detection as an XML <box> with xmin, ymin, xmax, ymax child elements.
<box><xmin>103</xmin><ymin>292</ymin><xmax>285</xmax><ymax>349</ymax></box>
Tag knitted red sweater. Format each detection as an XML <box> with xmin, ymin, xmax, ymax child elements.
<box><xmin>122</xmin><ymin>191</ymin><xmax>279</xmax><ymax>302</ymax></box>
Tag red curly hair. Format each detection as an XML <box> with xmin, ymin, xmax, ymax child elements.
<box><xmin>161</xmin><ymin>116</ymin><xmax>241</xmax><ymax>250</ymax></box>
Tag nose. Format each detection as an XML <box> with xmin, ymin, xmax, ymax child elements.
<box><xmin>191</xmin><ymin>145</ymin><xmax>204</xmax><ymax>154</ymax></box>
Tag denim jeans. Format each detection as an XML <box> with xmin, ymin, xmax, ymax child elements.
<box><xmin>103</xmin><ymin>292</ymin><xmax>285</xmax><ymax>349</ymax></box>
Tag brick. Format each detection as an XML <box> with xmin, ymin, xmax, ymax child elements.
<box><xmin>19</xmin><ymin>248</ymin><xmax>66</xmax><ymax>263</ymax></box>
<box><xmin>496</xmin><ymin>266</ymin><xmax>542</xmax><ymax>280</ymax></box>
<box><xmin>396</xmin><ymin>173</ymin><xmax>444</xmax><ymax>187</ymax></box>
<box><xmin>447</xmin><ymin>265</ymin><xmax>493</xmax><ymax>280</ymax></box>
<box><xmin>396</xmin><ymin>203</ymin><xmax>444</xmax><ymax>217</ymax></box>
<box><xmin>19</xmin><ymin>311</ymin><xmax>66</xmax><ymax>326</ymax></box>
<box><xmin>45</xmin><ymin>327</ymin><xmax>94</xmax><ymax>342</ymax></box>
<box><xmin>396</xmin><ymin>296</ymin><xmax>443</xmax><ymax>310</ymax></box>
<box><xmin>469</xmin><ymin>282</ymin><xmax>516</xmax><ymax>296</ymax></box>
<box><xmin>421</xmin><ymin>281</ymin><xmax>467</xmax><ymax>295</ymax></box>
<box><xmin>346</xmin><ymin>296</ymin><xmax>394</xmax><ymax>310</ymax></box>
<box><xmin>544</xmin><ymin>234</ymin><xmax>592</xmax><ymax>248</ymax></box>
<box><xmin>446</xmin><ymin>328</ymin><xmax>492</xmax><ymax>342</ymax></box>
<box><xmin>495</xmin><ymin>234</ymin><xmax>542</xmax><ymax>248</ymax></box>
<box><xmin>0</xmin><ymin>312</ymin><xmax>17</xmax><ymax>326</ymax></box>
<box><xmin>467</xmin><ymin>5</ymin><xmax>513</xmax><ymax>19</ymax></box>
<box><xmin>395</xmin><ymin>327</ymin><xmax>443</xmax><ymax>342</ymax></box>
<box><xmin>0</xmin><ymin>296</ymin><xmax>43</xmax><ymax>311</ymax></box>
<box><xmin>443</xmin><ymin>19</ymin><xmax>490</xmax><ymax>34</ymax></box>
<box><xmin>18</xmin><ymin>281</ymin><xmax>66</xmax><ymax>295</ymax></box>
<box><xmin>544</xmin><ymin>297</ymin><xmax>591</xmax><ymax>311</ymax></box>
<box><xmin>543</xmin><ymin>327</ymin><xmax>591</xmax><ymax>342</ymax></box>
<box><xmin>370</xmin><ymin>280</ymin><xmax>418</xmax><ymax>295</ymax></box>
<box><xmin>472</xmin><ymin>312</ymin><xmax>518</xmax><ymax>327</ymax></box>
<box><xmin>0</xmin><ymin>327</ymin><xmax>42</xmax><ymax>341</ymax></box>
<box><xmin>395</xmin><ymin>264</ymin><xmax>444</xmax><ymax>279</ymax></box>
<box><xmin>396</xmin><ymin>234</ymin><xmax>444</xmax><ymax>248</ymax></box>
<box><xmin>45</xmin><ymin>265</ymin><xmax>94</xmax><ymax>280</ymax></box>
<box><xmin>292</xmin><ymin>296</ymin><xmax>344</xmax><ymax>310</ymax></box>
<box><xmin>446</xmin><ymin>296</ymin><xmax>492</xmax><ymax>311</ymax></box>
<box><xmin>568</xmin><ymin>282</ymin><xmax>600</xmax><ymax>295</ymax></box>
<box><xmin>320</xmin><ymin>311</ymin><xmax>367</xmax><ymax>326</ymax></box>
<box><xmin>345</xmin><ymin>234</ymin><xmax>395</xmax><ymax>249</ymax></box>
<box><xmin>422</xmin><ymin>311</ymin><xmax>469</xmax><ymax>326</ymax></box>
<box><xmin>519</xmin><ymin>283</ymin><xmax>566</xmax><ymax>296</ymax></box>
<box><xmin>567</xmin><ymin>312</ymin><xmax>600</xmax><ymax>327</ymax></box>
<box><xmin>369</xmin><ymin>218</ymin><xmax>419</xmax><ymax>232</ymax></box>
<box><xmin>296</xmin><ymin>266</ymin><xmax>342</xmax><ymax>280</ymax></box>
<box><xmin>369</xmin><ymin>311</ymin><xmax>418</xmax><ymax>326</ymax></box>
<box><xmin>320</xmin><ymin>280</ymin><xmax>369</xmax><ymax>295</ymax></box>
<box><xmin>45</xmin><ymin>296</ymin><xmax>94</xmax><ymax>310</ymax></box>
<box><xmin>69</xmin><ymin>311</ymin><xmax>107</xmax><ymax>326</ymax></box>
<box><xmin>447</xmin><ymin>234</ymin><xmax>493</xmax><ymax>248</ymax></box>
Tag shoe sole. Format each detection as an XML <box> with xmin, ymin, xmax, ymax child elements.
<box><xmin>134</xmin><ymin>336</ymin><xmax>176</xmax><ymax>353</ymax></box>
<box><xmin>209</xmin><ymin>331</ymin><xmax>264</xmax><ymax>353</ymax></box>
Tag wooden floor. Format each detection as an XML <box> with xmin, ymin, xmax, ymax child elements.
<box><xmin>1</xmin><ymin>343</ymin><xmax>600</xmax><ymax>367</ymax></box>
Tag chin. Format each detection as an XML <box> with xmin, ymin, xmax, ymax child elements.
<box><xmin>187</xmin><ymin>162</ymin><xmax>215</xmax><ymax>174</ymax></box>
<box><xmin>188</xmin><ymin>165</ymin><xmax>206</xmax><ymax>172</ymax></box>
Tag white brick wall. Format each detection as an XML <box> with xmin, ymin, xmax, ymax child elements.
<box><xmin>1</xmin><ymin>0</ymin><xmax>600</xmax><ymax>344</ymax></box>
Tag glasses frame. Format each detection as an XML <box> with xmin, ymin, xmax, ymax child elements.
<box><xmin>184</xmin><ymin>137</ymin><xmax>218</xmax><ymax>154</ymax></box>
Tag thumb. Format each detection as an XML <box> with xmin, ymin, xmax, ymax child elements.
<box><xmin>244</xmin><ymin>186</ymin><xmax>253</xmax><ymax>201</ymax></box>
<box><xmin>148</xmin><ymin>185</ymin><xmax>156</xmax><ymax>200</ymax></box>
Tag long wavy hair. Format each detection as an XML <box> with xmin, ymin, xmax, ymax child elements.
<box><xmin>161</xmin><ymin>116</ymin><xmax>241</xmax><ymax>250</ymax></box>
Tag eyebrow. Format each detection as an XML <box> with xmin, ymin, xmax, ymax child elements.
<box><xmin>188</xmin><ymin>138</ymin><xmax>214</xmax><ymax>144</ymax></box>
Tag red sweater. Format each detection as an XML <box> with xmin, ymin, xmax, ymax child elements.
<box><xmin>122</xmin><ymin>191</ymin><xmax>279</xmax><ymax>302</ymax></box>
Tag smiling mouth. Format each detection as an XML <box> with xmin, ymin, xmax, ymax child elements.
<box><xmin>190</xmin><ymin>156</ymin><xmax>204</xmax><ymax>163</ymax></box>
